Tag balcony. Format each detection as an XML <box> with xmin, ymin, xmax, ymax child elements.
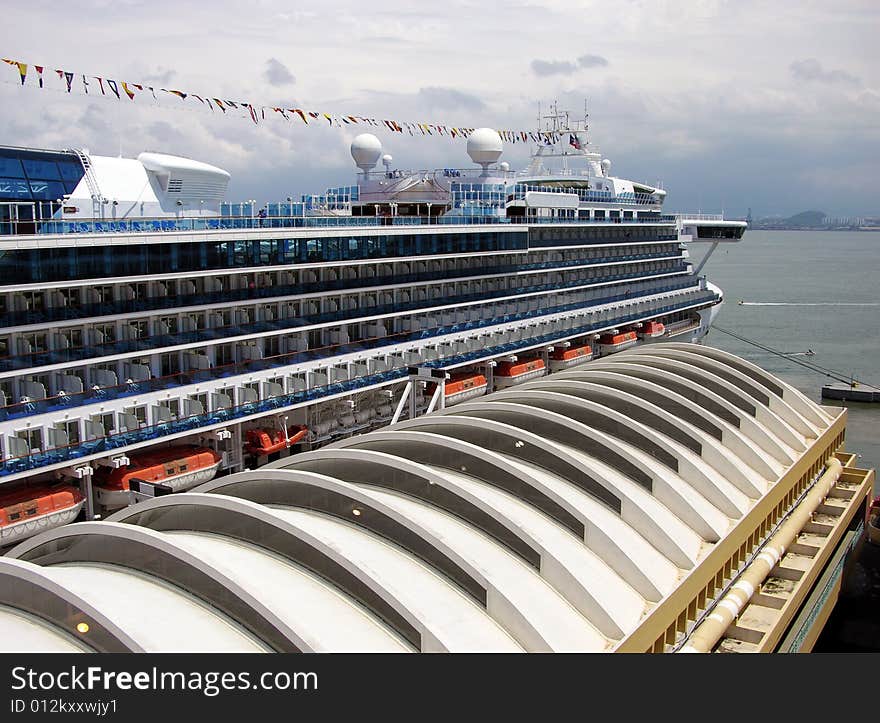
<box><xmin>0</xmin><ymin>291</ymin><xmax>719</xmax><ymax>478</ymax></box>
<box><xmin>0</xmin><ymin>277</ymin><xmax>706</xmax><ymax>423</ymax></box>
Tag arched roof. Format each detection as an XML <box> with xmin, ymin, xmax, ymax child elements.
<box><xmin>0</xmin><ymin>344</ymin><xmax>838</xmax><ymax>652</ymax></box>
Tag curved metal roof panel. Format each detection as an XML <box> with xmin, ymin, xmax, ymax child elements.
<box><xmin>0</xmin><ymin>345</ymin><xmax>840</xmax><ymax>652</ymax></box>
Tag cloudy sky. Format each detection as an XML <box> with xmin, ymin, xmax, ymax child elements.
<box><xmin>1</xmin><ymin>0</ymin><xmax>877</xmax><ymax>217</ymax></box>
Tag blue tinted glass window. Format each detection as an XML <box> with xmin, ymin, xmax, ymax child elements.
<box><xmin>0</xmin><ymin>157</ymin><xmax>25</xmax><ymax>178</ymax></box>
<box><xmin>0</xmin><ymin>177</ymin><xmax>32</xmax><ymax>198</ymax></box>
<box><xmin>22</xmin><ymin>159</ymin><xmax>62</xmax><ymax>180</ymax></box>
<box><xmin>28</xmin><ymin>179</ymin><xmax>66</xmax><ymax>200</ymax></box>
<box><xmin>57</xmin><ymin>160</ymin><xmax>84</xmax><ymax>182</ymax></box>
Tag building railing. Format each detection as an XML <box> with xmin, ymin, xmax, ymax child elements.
<box><xmin>0</xmin><ymin>291</ymin><xmax>718</xmax><ymax>477</ymax></box>
<box><xmin>0</xmin><ymin>277</ymin><xmax>705</xmax><ymax>422</ymax></box>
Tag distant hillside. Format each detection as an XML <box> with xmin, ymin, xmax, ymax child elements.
<box><xmin>753</xmin><ymin>210</ymin><xmax>829</xmax><ymax>229</ymax></box>
<box><xmin>784</xmin><ymin>210</ymin><xmax>827</xmax><ymax>226</ymax></box>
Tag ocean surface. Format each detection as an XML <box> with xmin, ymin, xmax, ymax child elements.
<box><xmin>700</xmin><ymin>229</ymin><xmax>880</xmax><ymax>489</ymax></box>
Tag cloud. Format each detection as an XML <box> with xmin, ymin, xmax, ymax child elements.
<box><xmin>147</xmin><ymin>120</ymin><xmax>183</xmax><ymax>144</ymax></box>
<box><xmin>531</xmin><ymin>56</ymin><xmax>608</xmax><ymax>76</ymax></box>
<box><xmin>142</xmin><ymin>68</ymin><xmax>176</xmax><ymax>85</ymax></box>
<box><xmin>264</xmin><ymin>58</ymin><xmax>296</xmax><ymax>87</ymax></box>
<box><xmin>416</xmin><ymin>87</ymin><xmax>485</xmax><ymax>111</ymax></box>
<box><xmin>530</xmin><ymin>59</ymin><xmax>578</xmax><ymax>76</ymax></box>
<box><xmin>789</xmin><ymin>58</ymin><xmax>860</xmax><ymax>86</ymax></box>
<box><xmin>578</xmin><ymin>54</ymin><xmax>609</xmax><ymax>68</ymax></box>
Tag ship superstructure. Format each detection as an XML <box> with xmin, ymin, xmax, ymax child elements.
<box><xmin>0</xmin><ymin>107</ymin><xmax>745</xmax><ymax>532</ymax></box>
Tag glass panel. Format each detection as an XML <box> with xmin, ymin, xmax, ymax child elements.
<box><xmin>0</xmin><ymin>157</ymin><xmax>25</xmax><ymax>178</ymax></box>
<box><xmin>28</xmin><ymin>179</ymin><xmax>66</xmax><ymax>200</ymax></box>
<box><xmin>57</xmin><ymin>160</ymin><xmax>85</xmax><ymax>182</ymax></box>
<box><xmin>0</xmin><ymin>177</ymin><xmax>32</xmax><ymax>198</ymax></box>
<box><xmin>22</xmin><ymin>159</ymin><xmax>62</xmax><ymax>180</ymax></box>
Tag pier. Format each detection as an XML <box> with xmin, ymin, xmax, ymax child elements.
<box><xmin>821</xmin><ymin>382</ymin><xmax>880</xmax><ymax>403</ymax></box>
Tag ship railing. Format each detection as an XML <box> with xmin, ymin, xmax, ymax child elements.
<box><xmin>360</xmin><ymin>168</ymin><xmax>517</xmax><ymax>182</ymax></box>
<box><xmin>0</xmin><ymin>249</ymin><xmax>685</xmax><ymax>329</ymax></box>
<box><xmin>674</xmin><ymin>213</ymin><xmax>725</xmax><ymax>221</ymax></box>
<box><xmin>0</xmin><ymin>277</ymin><xmax>706</xmax><ymax>422</ymax></box>
<box><xmin>0</xmin><ymin>262</ymin><xmax>693</xmax><ymax>373</ymax></box>
<box><xmin>1</xmin><ymin>212</ymin><xmax>680</xmax><ymax>237</ymax></box>
<box><xmin>0</xmin><ymin>290</ymin><xmax>721</xmax><ymax>477</ymax></box>
<box><xmin>510</xmin><ymin>184</ymin><xmax>662</xmax><ymax>206</ymax></box>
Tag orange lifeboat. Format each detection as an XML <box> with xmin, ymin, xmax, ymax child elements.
<box><xmin>549</xmin><ymin>345</ymin><xmax>593</xmax><ymax>372</ymax></box>
<box><xmin>94</xmin><ymin>445</ymin><xmax>222</xmax><ymax>510</ymax></box>
<box><xmin>597</xmin><ymin>331</ymin><xmax>638</xmax><ymax>355</ymax></box>
<box><xmin>494</xmin><ymin>358</ymin><xmax>546</xmax><ymax>389</ymax></box>
<box><xmin>443</xmin><ymin>373</ymin><xmax>488</xmax><ymax>406</ymax></box>
<box><xmin>244</xmin><ymin>425</ymin><xmax>308</xmax><ymax>456</ymax></box>
<box><xmin>0</xmin><ymin>483</ymin><xmax>84</xmax><ymax>546</ymax></box>
<box><xmin>637</xmin><ymin>321</ymin><xmax>665</xmax><ymax>339</ymax></box>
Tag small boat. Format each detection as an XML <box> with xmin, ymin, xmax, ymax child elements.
<box><xmin>868</xmin><ymin>495</ymin><xmax>880</xmax><ymax>546</ymax></box>
<box><xmin>548</xmin><ymin>345</ymin><xmax>593</xmax><ymax>372</ymax></box>
<box><xmin>597</xmin><ymin>330</ymin><xmax>638</xmax><ymax>354</ymax></box>
<box><xmin>244</xmin><ymin>425</ymin><xmax>308</xmax><ymax>456</ymax></box>
<box><xmin>494</xmin><ymin>358</ymin><xmax>546</xmax><ymax>389</ymax></box>
<box><xmin>0</xmin><ymin>483</ymin><xmax>84</xmax><ymax>546</ymax></box>
<box><xmin>94</xmin><ymin>445</ymin><xmax>222</xmax><ymax>509</ymax></box>
<box><xmin>443</xmin><ymin>373</ymin><xmax>488</xmax><ymax>406</ymax></box>
<box><xmin>637</xmin><ymin>321</ymin><xmax>665</xmax><ymax>339</ymax></box>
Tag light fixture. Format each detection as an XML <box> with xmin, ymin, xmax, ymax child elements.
<box><xmin>75</xmin><ymin>622</ymin><xmax>90</xmax><ymax>634</ymax></box>
<box><xmin>351</xmin><ymin>508</ymin><xmax>362</xmax><ymax>517</ymax></box>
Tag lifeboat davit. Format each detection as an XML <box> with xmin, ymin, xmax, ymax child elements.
<box><xmin>444</xmin><ymin>374</ymin><xmax>488</xmax><ymax>406</ymax></box>
<box><xmin>637</xmin><ymin>321</ymin><xmax>666</xmax><ymax>339</ymax></box>
<box><xmin>494</xmin><ymin>358</ymin><xmax>546</xmax><ymax>389</ymax></box>
<box><xmin>94</xmin><ymin>445</ymin><xmax>222</xmax><ymax>510</ymax></box>
<box><xmin>549</xmin><ymin>345</ymin><xmax>593</xmax><ymax>372</ymax></box>
<box><xmin>244</xmin><ymin>425</ymin><xmax>308</xmax><ymax>456</ymax></box>
<box><xmin>0</xmin><ymin>484</ymin><xmax>84</xmax><ymax>546</ymax></box>
<box><xmin>597</xmin><ymin>331</ymin><xmax>638</xmax><ymax>355</ymax></box>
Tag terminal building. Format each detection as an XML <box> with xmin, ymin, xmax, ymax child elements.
<box><xmin>0</xmin><ymin>344</ymin><xmax>872</xmax><ymax>653</ymax></box>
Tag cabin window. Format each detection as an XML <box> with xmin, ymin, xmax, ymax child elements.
<box><xmin>16</xmin><ymin>428</ymin><xmax>42</xmax><ymax>454</ymax></box>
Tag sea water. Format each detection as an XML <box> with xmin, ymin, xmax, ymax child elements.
<box><xmin>701</xmin><ymin>229</ymin><xmax>880</xmax><ymax>487</ymax></box>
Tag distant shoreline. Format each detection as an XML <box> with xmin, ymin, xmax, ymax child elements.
<box><xmin>747</xmin><ymin>226</ymin><xmax>880</xmax><ymax>232</ymax></box>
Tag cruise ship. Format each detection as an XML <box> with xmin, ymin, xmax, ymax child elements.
<box><xmin>0</xmin><ymin>108</ymin><xmax>746</xmax><ymax>540</ymax></box>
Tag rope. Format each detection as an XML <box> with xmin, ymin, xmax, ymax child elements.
<box><xmin>711</xmin><ymin>324</ymin><xmax>879</xmax><ymax>389</ymax></box>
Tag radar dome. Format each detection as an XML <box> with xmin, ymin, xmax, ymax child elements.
<box><xmin>601</xmin><ymin>158</ymin><xmax>612</xmax><ymax>176</ymax></box>
<box><xmin>351</xmin><ymin>134</ymin><xmax>383</xmax><ymax>173</ymax></box>
<box><xmin>467</xmin><ymin>128</ymin><xmax>503</xmax><ymax>172</ymax></box>
<box><xmin>499</xmin><ymin>161</ymin><xmax>510</xmax><ymax>172</ymax></box>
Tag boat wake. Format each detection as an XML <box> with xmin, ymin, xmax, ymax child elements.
<box><xmin>738</xmin><ymin>302</ymin><xmax>880</xmax><ymax>307</ymax></box>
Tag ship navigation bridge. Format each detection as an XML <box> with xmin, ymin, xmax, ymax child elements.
<box><xmin>0</xmin><ymin>344</ymin><xmax>872</xmax><ymax>653</ymax></box>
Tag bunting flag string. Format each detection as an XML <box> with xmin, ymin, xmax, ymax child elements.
<box><xmin>1</xmin><ymin>54</ymin><xmax>563</xmax><ymax>145</ymax></box>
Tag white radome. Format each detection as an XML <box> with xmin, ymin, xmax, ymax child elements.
<box><xmin>467</xmin><ymin>127</ymin><xmax>503</xmax><ymax>166</ymax></box>
<box><xmin>350</xmin><ymin>134</ymin><xmax>383</xmax><ymax>172</ymax></box>
<box><xmin>601</xmin><ymin>158</ymin><xmax>612</xmax><ymax>175</ymax></box>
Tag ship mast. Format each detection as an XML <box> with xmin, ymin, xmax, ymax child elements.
<box><xmin>527</xmin><ymin>100</ymin><xmax>592</xmax><ymax>175</ymax></box>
